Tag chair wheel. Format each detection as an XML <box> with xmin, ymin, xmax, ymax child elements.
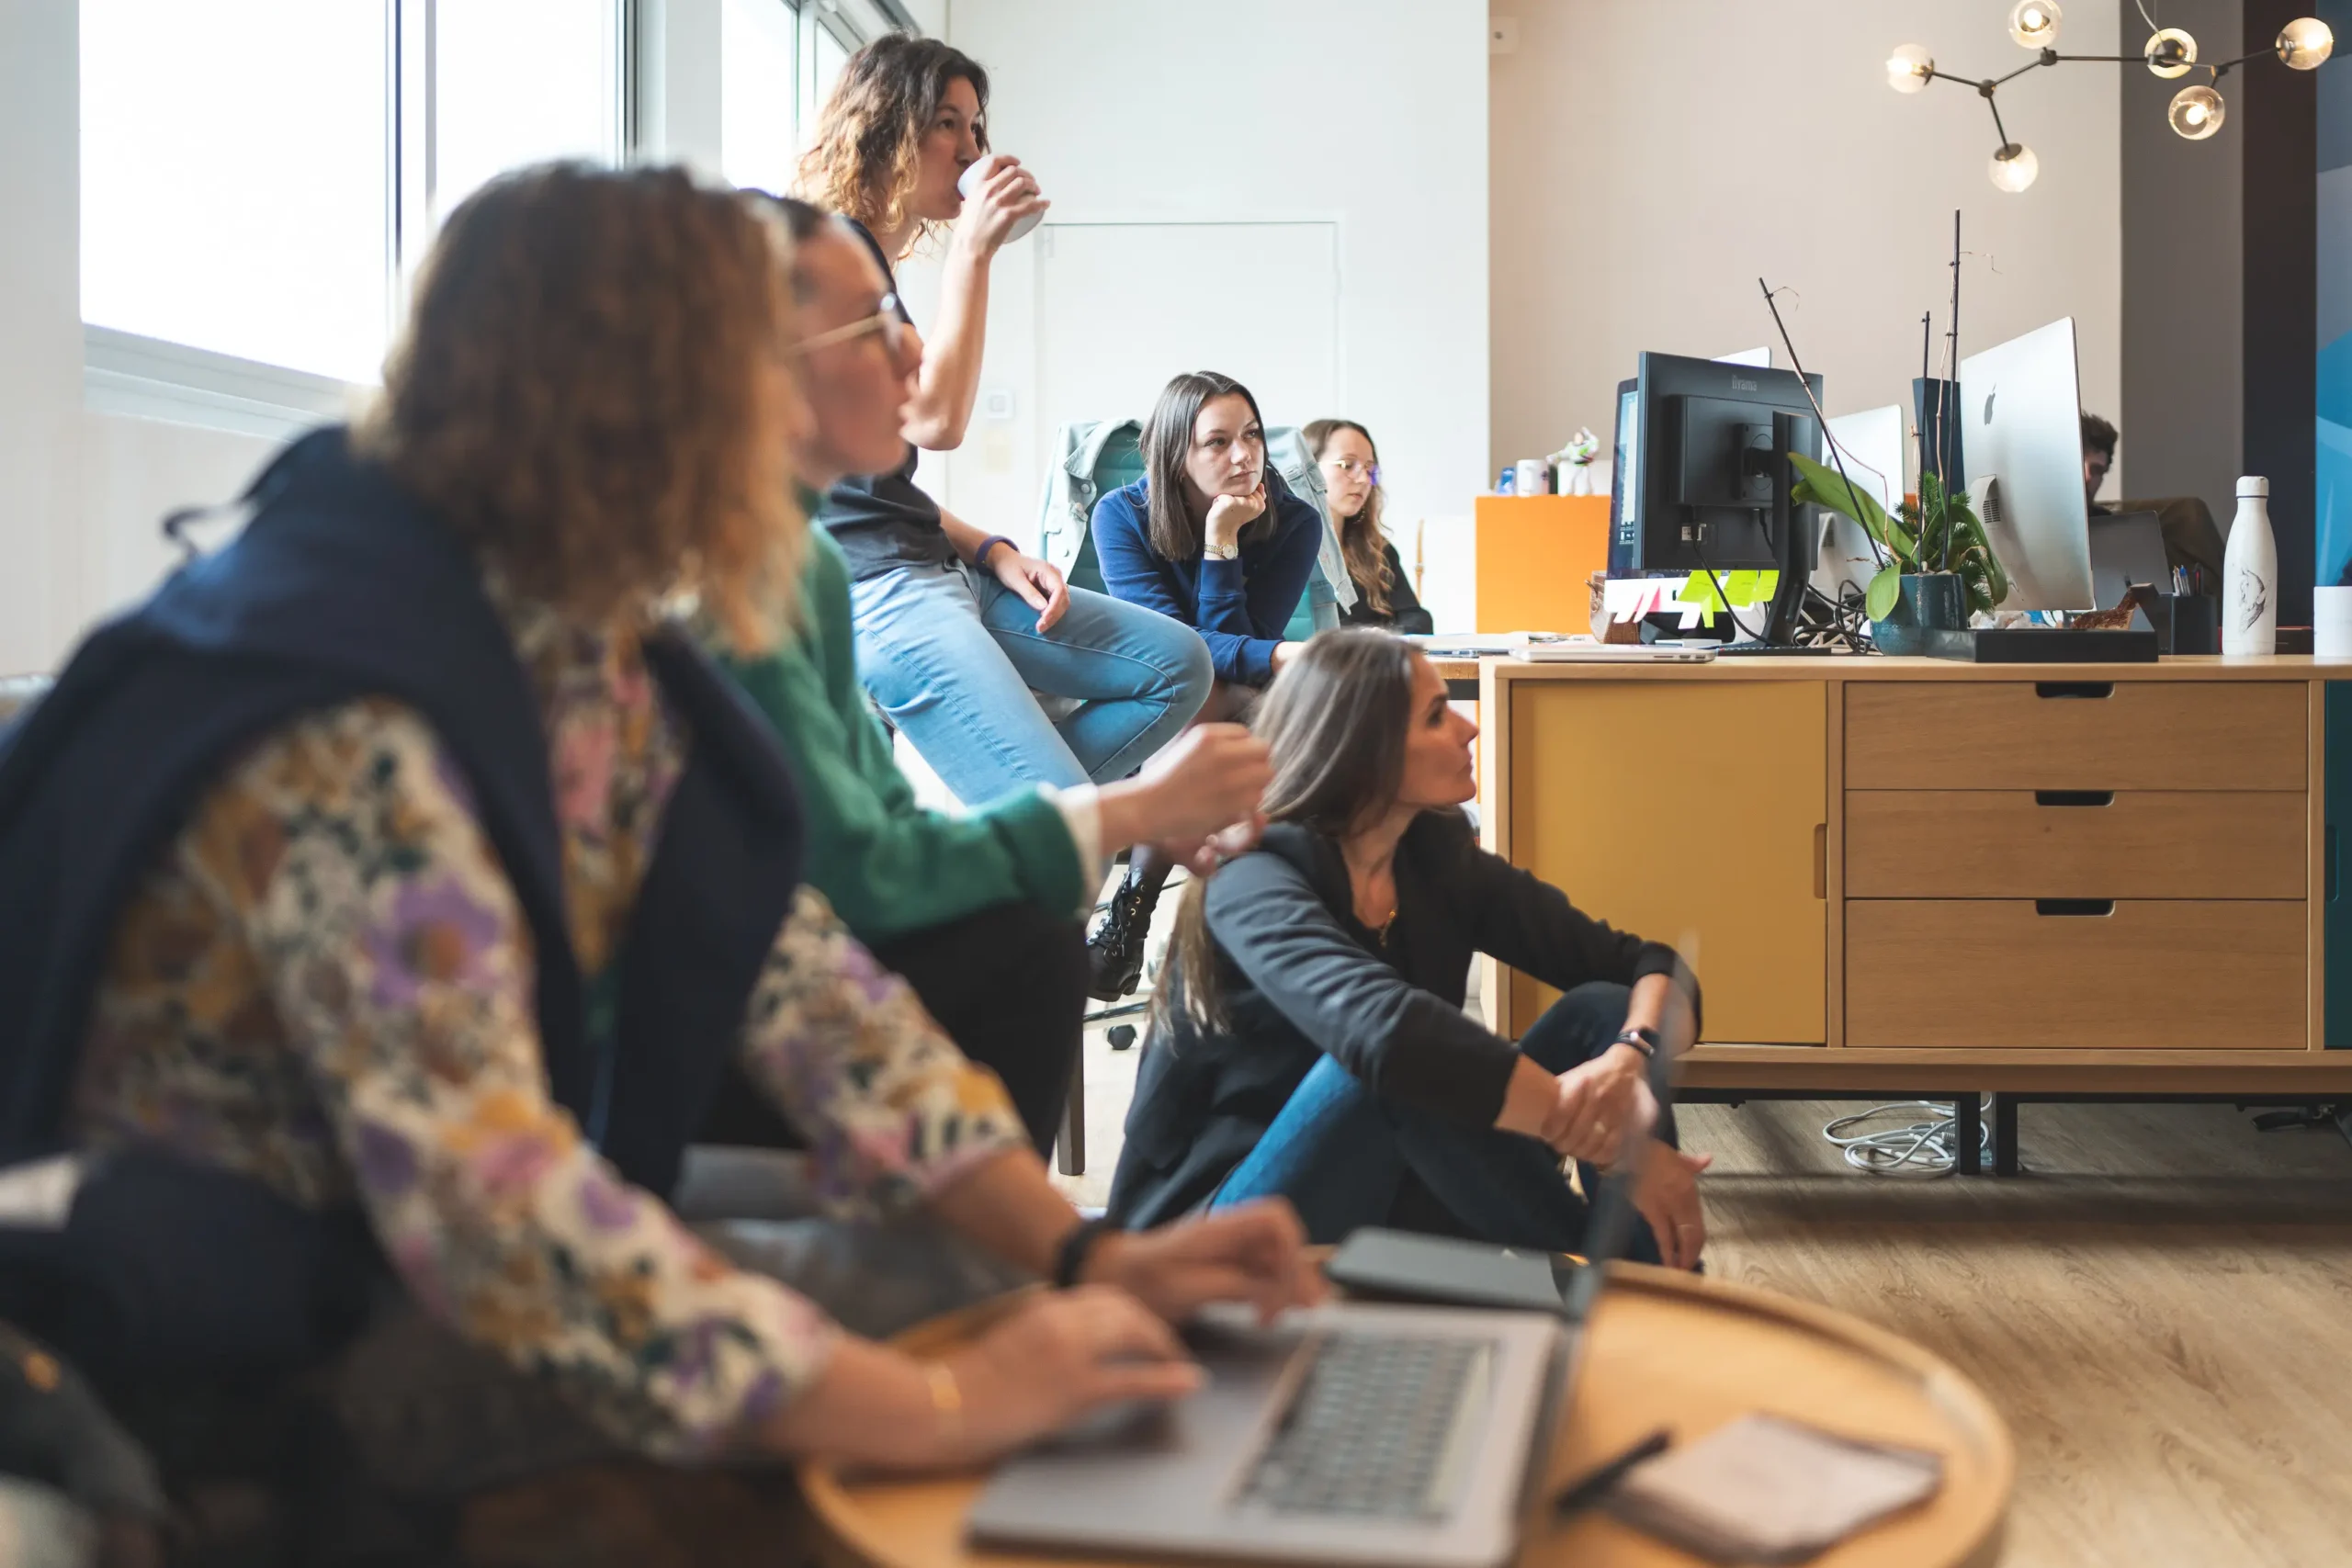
<box><xmin>1107</xmin><ymin>1025</ymin><xmax>1137</xmax><ymax>1051</ymax></box>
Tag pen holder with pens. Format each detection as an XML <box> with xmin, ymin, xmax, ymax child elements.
<box><xmin>2151</xmin><ymin>593</ymin><xmax>2218</xmax><ymax>656</ymax></box>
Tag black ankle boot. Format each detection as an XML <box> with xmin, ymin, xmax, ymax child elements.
<box><xmin>1086</xmin><ymin>860</ymin><xmax>1170</xmax><ymax>1000</ymax></box>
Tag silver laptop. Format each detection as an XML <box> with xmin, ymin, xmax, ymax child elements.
<box><xmin>1522</xmin><ymin>642</ymin><xmax>1714</xmax><ymax>664</ymax></box>
<box><xmin>966</xmin><ymin>1046</ymin><xmax>1677</xmax><ymax>1568</ymax></box>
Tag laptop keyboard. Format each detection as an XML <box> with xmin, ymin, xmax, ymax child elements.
<box><xmin>1236</xmin><ymin>1332</ymin><xmax>1492</xmax><ymax>1521</ymax></box>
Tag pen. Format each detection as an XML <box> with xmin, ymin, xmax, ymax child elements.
<box><xmin>1550</xmin><ymin>1427</ymin><xmax>1672</xmax><ymax>1517</ymax></box>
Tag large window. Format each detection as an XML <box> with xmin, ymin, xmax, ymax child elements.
<box><xmin>80</xmin><ymin>1</ymin><xmax>393</xmax><ymax>383</ymax></box>
<box><xmin>82</xmin><ymin>0</ymin><xmax>628</xmax><ymax>389</ymax></box>
<box><xmin>720</xmin><ymin>0</ymin><xmax>862</xmax><ymax>198</ymax></box>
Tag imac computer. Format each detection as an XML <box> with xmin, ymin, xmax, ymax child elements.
<box><xmin>1817</xmin><ymin>404</ymin><xmax>1905</xmax><ymax>604</ymax></box>
<box><xmin>1958</xmin><ymin>318</ymin><xmax>2096</xmax><ymax>612</ymax></box>
<box><xmin>1606</xmin><ymin>351</ymin><xmax>1824</xmax><ymax>647</ymax></box>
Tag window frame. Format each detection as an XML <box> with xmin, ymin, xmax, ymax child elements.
<box><xmin>82</xmin><ymin>0</ymin><xmax>637</xmax><ymax>436</ymax></box>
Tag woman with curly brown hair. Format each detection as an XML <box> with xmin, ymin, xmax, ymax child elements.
<box><xmin>0</xmin><ymin>162</ymin><xmax>1312</xmax><ymax>1547</ymax></box>
<box><xmin>792</xmin><ymin>36</ymin><xmax>1216</xmax><ymax>812</ymax></box>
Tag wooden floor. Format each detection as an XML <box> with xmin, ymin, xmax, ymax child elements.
<box><xmin>1695</xmin><ymin>1097</ymin><xmax>2352</xmax><ymax>1566</ymax></box>
<box><xmin>1057</xmin><ymin>1038</ymin><xmax>2352</xmax><ymax>1565</ymax></box>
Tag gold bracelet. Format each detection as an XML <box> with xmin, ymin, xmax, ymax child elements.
<box><xmin>923</xmin><ymin>1359</ymin><xmax>964</xmax><ymax>1450</ymax></box>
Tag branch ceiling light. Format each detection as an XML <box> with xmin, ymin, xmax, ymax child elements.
<box><xmin>1887</xmin><ymin>2</ymin><xmax>2335</xmax><ymax>191</ymax></box>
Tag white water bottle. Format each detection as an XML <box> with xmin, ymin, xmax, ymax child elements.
<box><xmin>2222</xmin><ymin>475</ymin><xmax>2278</xmax><ymax>657</ymax></box>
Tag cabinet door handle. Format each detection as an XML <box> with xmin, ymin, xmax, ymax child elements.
<box><xmin>2035</xmin><ymin>898</ymin><xmax>2116</xmax><ymax>917</ymax></box>
<box><xmin>1813</xmin><ymin>824</ymin><xmax>1826</xmax><ymax>900</ymax></box>
<box><xmin>2035</xmin><ymin>681</ymin><xmax>2114</xmax><ymax>700</ymax></box>
<box><xmin>2033</xmin><ymin>790</ymin><xmax>2114</xmax><ymax>807</ymax></box>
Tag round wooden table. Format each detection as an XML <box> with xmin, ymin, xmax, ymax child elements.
<box><xmin>799</xmin><ymin>1264</ymin><xmax>2013</xmax><ymax>1568</ymax></box>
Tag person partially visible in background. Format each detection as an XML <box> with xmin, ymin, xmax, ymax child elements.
<box><xmin>1306</xmin><ymin>419</ymin><xmax>1433</xmax><ymax>635</ymax></box>
<box><xmin>2082</xmin><ymin>412</ymin><xmax>2119</xmax><ymax>515</ymax></box>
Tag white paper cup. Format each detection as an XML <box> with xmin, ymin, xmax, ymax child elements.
<box><xmin>2315</xmin><ymin>586</ymin><xmax>2352</xmax><ymax>658</ymax></box>
<box><xmin>956</xmin><ymin>154</ymin><xmax>1044</xmax><ymax>244</ymax></box>
<box><xmin>1512</xmin><ymin>458</ymin><xmax>1549</xmax><ymax>496</ymax></box>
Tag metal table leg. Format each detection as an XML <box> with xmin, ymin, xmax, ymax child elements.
<box><xmin>1057</xmin><ymin>1043</ymin><xmax>1085</xmax><ymax>1177</ymax></box>
<box><xmin>1990</xmin><ymin>1093</ymin><xmax>2019</xmax><ymax>1177</ymax></box>
<box><xmin>1951</xmin><ymin>1093</ymin><xmax>1983</xmax><ymax>1176</ymax></box>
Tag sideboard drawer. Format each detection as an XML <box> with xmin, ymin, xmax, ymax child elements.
<box><xmin>1844</xmin><ymin>790</ymin><xmax>2306</xmax><ymax>899</ymax></box>
<box><xmin>1845</xmin><ymin>681</ymin><xmax>2306</xmax><ymax>791</ymax></box>
<box><xmin>1846</xmin><ymin>899</ymin><xmax>2304</xmax><ymax>1048</ymax></box>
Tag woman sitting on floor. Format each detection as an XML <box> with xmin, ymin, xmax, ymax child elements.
<box><xmin>1304</xmin><ymin>417</ymin><xmax>1434</xmax><ymax>634</ymax></box>
<box><xmin>1083</xmin><ymin>371</ymin><xmax>1326</xmax><ymax>998</ymax></box>
<box><xmin>0</xmin><ymin>164</ymin><xmax>1314</xmax><ymax>1551</ymax></box>
<box><xmin>1106</xmin><ymin>629</ymin><xmax>1711</xmax><ymax>1268</ymax></box>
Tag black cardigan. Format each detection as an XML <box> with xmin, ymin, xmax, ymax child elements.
<box><xmin>1106</xmin><ymin>811</ymin><xmax>1692</xmax><ymax>1228</ymax></box>
<box><xmin>1340</xmin><ymin>540</ymin><xmax>1435</xmax><ymax>635</ymax></box>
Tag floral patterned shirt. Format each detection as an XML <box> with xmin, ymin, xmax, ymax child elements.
<box><xmin>69</xmin><ymin>598</ymin><xmax>1025</xmax><ymax>1461</ymax></box>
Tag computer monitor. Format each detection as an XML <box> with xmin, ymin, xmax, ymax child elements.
<box><xmin>1609</xmin><ymin>351</ymin><xmax>1824</xmax><ymax>643</ymax></box>
<box><xmin>1818</xmin><ymin>404</ymin><xmax>1905</xmax><ymax>604</ymax></box>
<box><xmin>1958</xmin><ymin>318</ymin><xmax>2096</xmax><ymax>612</ymax></box>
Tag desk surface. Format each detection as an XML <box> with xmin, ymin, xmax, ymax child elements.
<box><xmin>1478</xmin><ymin>651</ymin><xmax>2328</xmax><ymax>683</ymax></box>
<box><xmin>799</xmin><ymin>1265</ymin><xmax>2012</xmax><ymax>1568</ymax></box>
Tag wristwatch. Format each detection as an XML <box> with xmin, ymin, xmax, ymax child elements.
<box><xmin>1611</xmin><ymin>1026</ymin><xmax>1661</xmax><ymax>1059</ymax></box>
<box><xmin>1204</xmin><ymin>539</ymin><xmax>1241</xmax><ymax>561</ymax></box>
<box><xmin>1053</xmin><ymin>1215</ymin><xmax>1117</xmax><ymax>1288</ymax></box>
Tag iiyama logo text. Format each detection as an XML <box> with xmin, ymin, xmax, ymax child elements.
<box><xmin>1730</xmin><ymin>377</ymin><xmax>1758</xmax><ymax>392</ymax></box>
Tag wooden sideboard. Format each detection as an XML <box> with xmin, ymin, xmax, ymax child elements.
<box><xmin>1477</xmin><ymin>655</ymin><xmax>2352</xmax><ymax>1096</ymax></box>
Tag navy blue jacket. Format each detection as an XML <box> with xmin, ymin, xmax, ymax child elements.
<box><xmin>0</xmin><ymin>428</ymin><xmax>804</xmax><ymax>1383</ymax></box>
<box><xmin>1090</xmin><ymin>468</ymin><xmax>1323</xmax><ymax>686</ymax></box>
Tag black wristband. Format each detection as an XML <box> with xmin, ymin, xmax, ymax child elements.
<box><xmin>1611</xmin><ymin>1026</ymin><xmax>1660</xmax><ymax>1059</ymax></box>
<box><xmin>1053</xmin><ymin>1216</ymin><xmax>1116</xmax><ymax>1289</ymax></box>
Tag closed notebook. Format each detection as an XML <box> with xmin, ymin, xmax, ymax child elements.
<box><xmin>1604</xmin><ymin>1414</ymin><xmax>1942</xmax><ymax>1564</ymax></box>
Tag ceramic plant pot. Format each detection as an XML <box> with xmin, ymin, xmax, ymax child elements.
<box><xmin>1870</xmin><ymin>572</ymin><xmax>1967</xmax><ymax>656</ymax></box>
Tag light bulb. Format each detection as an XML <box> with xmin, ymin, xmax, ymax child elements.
<box><xmin>2008</xmin><ymin>0</ymin><xmax>2063</xmax><ymax>49</ymax></box>
<box><xmin>1989</xmin><ymin>141</ymin><xmax>2040</xmax><ymax>193</ymax></box>
<box><xmin>2278</xmin><ymin>17</ymin><xmax>2335</xmax><ymax>69</ymax></box>
<box><xmin>2144</xmin><ymin>27</ymin><xmax>2198</xmax><ymax>78</ymax></box>
<box><xmin>2168</xmin><ymin>84</ymin><xmax>2225</xmax><ymax>140</ymax></box>
<box><xmin>1887</xmin><ymin>43</ymin><xmax>1935</xmax><ymax>94</ymax></box>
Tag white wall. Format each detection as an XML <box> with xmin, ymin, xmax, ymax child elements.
<box><xmin>0</xmin><ymin>1</ymin><xmax>85</xmax><ymax>674</ymax></box>
<box><xmin>0</xmin><ymin>6</ymin><xmax>296</xmax><ymax>675</ymax></box>
<box><xmin>906</xmin><ymin>0</ymin><xmax>1490</xmax><ymax>565</ymax></box>
<box><xmin>1490</xmin><ymin>0</ymin><xmax>2124</xmax><ymax>492</ymax></box>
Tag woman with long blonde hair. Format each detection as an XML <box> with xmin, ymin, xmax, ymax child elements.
<box><xmin>1303</xmin><ymin>418</ymin><xmax>1434</xmax><ymax>634</ymax></box>
<box><xmin>791</xmin><ymin>37</ymin><xmax>1218</xmax><ymax>818</ymax></box>
<box><xmin>0</xmin><ymin>163</ymin><xmax>1311</xmax><ymax>1550</ymax></box>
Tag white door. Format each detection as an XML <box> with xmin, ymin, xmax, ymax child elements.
<box><xmin>1034</xmin><ymin>220</ymin><xmax>1340</xmax><ymax>466</ymax></box>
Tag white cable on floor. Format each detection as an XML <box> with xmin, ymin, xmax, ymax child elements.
<box><xmin>1822</xmin><ymin>1101</ymin><xmax>1990</xmax><ymax>1179</ymax></box>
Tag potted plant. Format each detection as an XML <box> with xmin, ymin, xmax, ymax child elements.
<box><xmin>1788</xmin><ymin>454</ymin><xmax>2009</xmax><ymax>655</ymax></box>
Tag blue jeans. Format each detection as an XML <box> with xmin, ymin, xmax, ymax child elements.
<box><xmin>850</xmin><ymin>559</ymin><xmax>1214</xmax><ymax>801</ymax></box>
<box><xmin>1210</xmin><ymin>982</ymin><xmax>1675</xmax><ymax>1263</ymax></box>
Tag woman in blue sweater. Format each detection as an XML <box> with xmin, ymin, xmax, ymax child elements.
<box><xmin>1085</xmin><ymin>371</ymin><xmax>1324</xmax><ymax>997</ymax></box>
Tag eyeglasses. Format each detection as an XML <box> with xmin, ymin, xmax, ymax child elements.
<box><xmin>1326</xmin><ymin>457</ymin><xmax>1381</xmax><ymax>485</ymax></box>
<box><xmin>795</xmin><ymin>294</ymin><xmax>909</xmax><ymax>358</ymax></box>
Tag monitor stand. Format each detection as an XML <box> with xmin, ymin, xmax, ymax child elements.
<box><xmin>1715</xmin><ymin>411</ymin><xmax>1840</xmax><ymax>655</ymax></box>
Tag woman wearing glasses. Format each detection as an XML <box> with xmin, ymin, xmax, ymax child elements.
<box><xmin>713</xmin><ymin>200</ymin><xmax>1272</xmax><ymax>1155</ymax></box>
<box><xmin>791</xmin><ymin>37</ymin><xmax>1215</xmax><ymax>815</ymax></box>
<box><xmin>0</xmin><ymin>166</ymin><xmax>1315</xmax><ymax>1552</ymax></box>
<box><xmin>1306</xmin><ymin>419</ymin><xmax>1434</xmax><ymax>635</ymax></box>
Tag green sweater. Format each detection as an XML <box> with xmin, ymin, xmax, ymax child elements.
<box><xmin>719</xmin><ymin>528</ymin><xmax>1088</xmax><ymax>944</ymax></box>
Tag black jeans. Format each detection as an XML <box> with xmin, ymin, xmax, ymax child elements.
<box><xmin>699</xmin><ymin>898</ymin><xmax>1089</xmax><ymax>1157</ymax></box>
